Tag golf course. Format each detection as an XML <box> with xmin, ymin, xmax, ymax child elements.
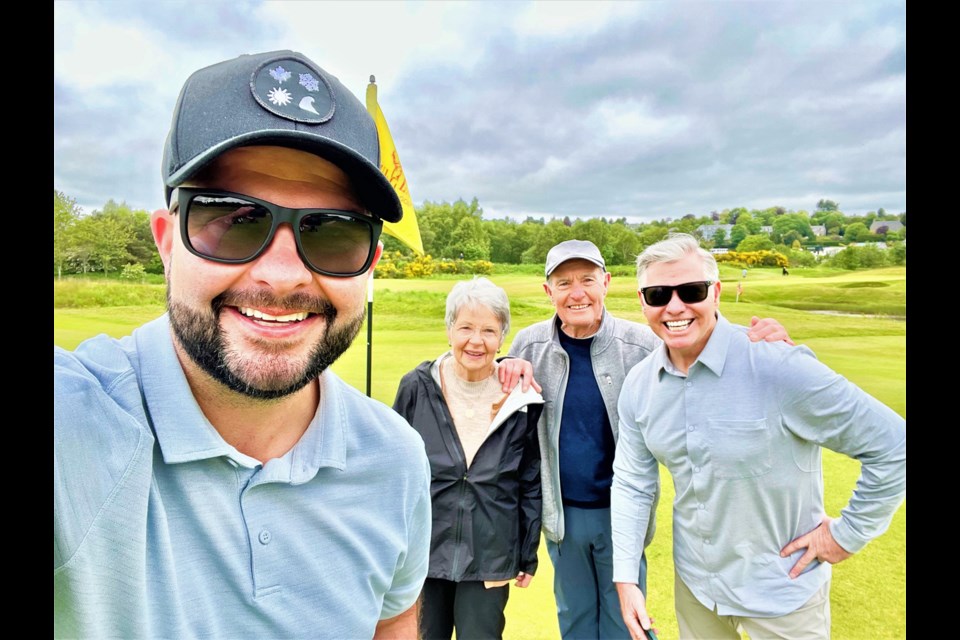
<box><xmin>54</xmin><ymin>263</ymin><xmax>906</xmax><ymax>639</ymax></box>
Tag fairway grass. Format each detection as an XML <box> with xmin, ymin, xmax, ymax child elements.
<box><xmin>53</xmin><ymin>266</ymin><xmax>906</xmax><ymax>639</ymax></box>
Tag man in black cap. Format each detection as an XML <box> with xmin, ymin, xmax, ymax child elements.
<box><xmin>54</xmin><ymin>51</ymin><xmax>431</xmax><ymax>639</ymax></box>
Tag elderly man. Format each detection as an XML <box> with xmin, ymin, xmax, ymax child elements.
<box><xmin>504</xmin><ymin>239</ymin><xmax>790</xmax><ymax>639</ymax></box>
<box><xmin>611</xmin><ymin>233</ymin><xmax>906</xmax><ymax>639</ymax></box>
<box><xmin>54</xmin><ymin>51</ymin><xmax>431</xmax><ymax>638</ymax></box>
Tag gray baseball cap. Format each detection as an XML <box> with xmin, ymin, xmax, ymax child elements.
<box><xmin>162</xmin><ymin>50</ymin><xmax>403</xmax><ymax>223</ymax></box>
<box><xmin>544</xmin><ymin>239</ymin><xmax>606</xmax><ymax>277</ymax></box>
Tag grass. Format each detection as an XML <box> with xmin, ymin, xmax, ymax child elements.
<box><xmin>53</xmin><ymin>265</ymin><xmax>906</xmax><ymax>639</ymax></box>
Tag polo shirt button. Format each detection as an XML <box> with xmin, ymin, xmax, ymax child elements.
<box><xmin>694</xmin><ymin>466</ymin><xmax>701</xmax><ymax>473</ymax></box>
<box><xmin>688</xmin><ymin>425</ymin><xmax>695</xmax><ymax>432</ymax></box>
<box><xmin>685</xmin><ymin>381</ymin><xmax>692</xmax><ymax>387</ymax></box>
<box><xmin>698</xmin><ymin>503</ymin><xmax>705</xmax><ymax>510</ymax></box>
<box><xmin>704</xmin><ymin>539</ymin><xmax>711</xmax><ymax>545</ymax></box>
<box><xmin>258</xmin><ymin>529</ymin><xmax>272</xmax><ymax>545</ymax></box>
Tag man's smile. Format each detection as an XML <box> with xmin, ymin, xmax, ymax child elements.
<box><xmin>237</xmin><ymin>307</ymin><xmax>310</xmax><ymax>323</ymax></box>
<box><xmin>665</xmin><ymin>319</ymin><xmax>693</xmax><ymax>331</ymax></box>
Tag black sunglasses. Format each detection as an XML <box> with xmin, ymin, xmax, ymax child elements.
<box><xmin>170</xmin><ymin>188</ymin><xmax>383</xmax><ymax>277</ymax></box>
<box><xmin>640</xmin><ymin>281</ymin><xmax>715</xmax><ymax>307</ymax></box>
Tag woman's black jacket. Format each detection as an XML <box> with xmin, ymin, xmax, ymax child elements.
<box><xmin>392</xmin><ymin>358</ymin><xmax>544</xmax><ymax>582</ymax></box>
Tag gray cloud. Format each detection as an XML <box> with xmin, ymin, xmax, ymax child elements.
<box><xmin>54</xmin><ymin>0</ymin><xmax>905</xmax><ymax>220</ymax></box>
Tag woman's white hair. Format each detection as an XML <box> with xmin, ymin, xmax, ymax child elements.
<box><xmin>444</xmin><ymin>277</ymin><xmax>511</xmax><ymax>337</ymax></box>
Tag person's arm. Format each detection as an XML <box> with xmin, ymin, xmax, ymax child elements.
<box><xmin>373</xmin><ymin>601</ymin><xmax>419</xmax><ymax>640</ymax></box>
<box><xmin>610</xmin><ymin>368</ymin><xmax>659</xmax><ymax>611</ymax></box>
<box><xmin>616</xmin><ymin>582</ymin><xmax>654</xmax><ymax>640</ymax></box>
<box><xmin>773</xmin><ymin>345</ymin><xmax>906</xmax><ymax>576</ymax></box>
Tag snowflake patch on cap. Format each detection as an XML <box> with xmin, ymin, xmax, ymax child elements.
<box><xmin>251</xmin><ymin>56</ymin><xmax>334</xmax><ymax>124</ymax></box>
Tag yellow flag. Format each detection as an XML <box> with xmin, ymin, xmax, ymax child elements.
<box><xmin>366</xmin><ymin>77</ymin><xmax>424</xmax><ymax>255</ymax></box>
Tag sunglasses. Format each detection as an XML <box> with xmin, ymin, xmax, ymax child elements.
<box><xmin>640</xmin><ymin>281</ymin><xmax>715</xmax><ymax>307</ymax></box>
<box><xmin>171</xmin><ymin>188</ymin><xmax>382</xmax><ymax>277</ymax></box>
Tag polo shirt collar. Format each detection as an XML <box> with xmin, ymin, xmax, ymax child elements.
<box><xmin>132</xmin><ymin>315</ymin><xmax>346</xmax><ymax>482</ymax></box>
<box><xmin>695</xmin><ymin>312</ymin><xmax>733</xmax><ymax>377</ymax></box>
<box><xmin>653</xmin><ymin>311</ymin><xmax>733</xmax><ymax>378</ymax></box>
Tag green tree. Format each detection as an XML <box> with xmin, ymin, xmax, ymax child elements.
<box><xmin>97</xmin><ymin>200</ymin><xmax>157</xmax><ymax>271</ymax></box>
<box><xmin>729</xmin><ymin>223</ymin><xmax>749</xmax><ymax>247</ymax></box>
<box><xmin>736</xmin><ymin>234</ymin><xmax>774</xmax><ymax>252</ymax></box>
<box><xmin>417</xmin><ymin>198</ymin><xmax>484</xmax><ymax>259</ymax></box>
<box><xmin>91</xmin><ymin>214</ymin><xmax>135</xmax><ymax>275</ymax></box>
<box><xmin>636</xmin><ymin>223</ymin><xmax>670</xmax><ymax>253</ymax></box>
<box><xmin>571</xmin><ymin>218</ymin><xmax>614</xmax><ymax>262</ymax></box>
<box><xmin>772</xmin><ymin>214</ymin><xmax>814</xmax><ymax>244</ymax></box>
<box><xmin>888</xmin><ymin>242</ymin><xmax>906</xmax><ymax>265</ymax></box>
<box><xmin>608</xmin><ymin>223</ymin><xmax>641</xmax><ymax>265</ymax></box>
<box><xmin>816</xmin><ymin>199</ymin><xmax>839</xmax><ymax>212</ymax></box>
<box><xmin>842</xmin><ymin>222</ymin><xmax>870</xmax><ymax>242</ymax></box>
<box><xmin>820</xmin><ymin>212</ymin><xmax>844</xmax><ymax>235</ymax></box>
<box><xmin>712</xmin><ymin>228</ymin><xmax>727</xmax><ymax>247</ymax></box>
<box><xmin>522</xmin><ymin>219</ymin><xmax>574</xmax><ymax>265</ymax></box>
<box><xmin>735</xmin><ymin>212</ymin><xmax>762</xmax><ymax>235</ymax></box>
<box><xmin>727</xmin><ymin>207</ymin><xmax>748</xmax><ymax>225</ymax></box>
<box><xmin>54</xmin><ymin>190</ymin><xmax>81</xmax><ymax>279</ymax></box>
<box><xmin>450</xmin><ymin>215</ymin><xmax>490</xmax><ymax>261</ymax></box>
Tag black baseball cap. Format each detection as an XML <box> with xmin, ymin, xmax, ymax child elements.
<box><xmin>161</xmin><ymin>50</ymin><xmax>403</xmax><ymax>223</ymax></box>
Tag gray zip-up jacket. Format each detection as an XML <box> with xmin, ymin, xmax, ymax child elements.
<box><xmin>508</xmin><ymin>309</ymin><xmax>660</xmax><ymax>547</ymax></box>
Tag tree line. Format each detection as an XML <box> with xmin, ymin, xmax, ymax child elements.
<box><xmin>54</xmin><ymin>190</ymin><xmax>905</xmax><ymax>278</ymax></box>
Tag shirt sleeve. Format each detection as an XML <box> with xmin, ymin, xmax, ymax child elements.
<box><xmin>774</xmin><ymin>345</ymin><xmax>906</xmax><ymax>553</ymax></box>
<box><xmin>380</xmin><ymin>449</ymin><xmax>432</xmax><ymax>619</ymax></box>
<box><xmin>611</xmin><ymin>366</ymin><xmax>660</xmax><ymax>583</ymax></box>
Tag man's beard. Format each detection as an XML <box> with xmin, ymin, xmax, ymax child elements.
<box><xmin>168</xmin><ymin>288</ymin><xmax>364</xmax><ymax>400</ymax></box>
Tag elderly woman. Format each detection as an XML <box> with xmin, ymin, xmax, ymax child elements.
<box><xmin>392</xmin><ymin>277</ymin><xmax>544</xmax><ymax>640</ymax></box>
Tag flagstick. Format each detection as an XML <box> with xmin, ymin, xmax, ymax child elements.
<box><xmin>366</xmin><ymin>275</ymin><xmax>374</xmax><ymax>397</ymax></box>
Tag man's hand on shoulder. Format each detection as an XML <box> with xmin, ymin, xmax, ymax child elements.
<box><xmin>373</xmin><ymin>602</ymin><xmax>418</xmax><ymax>639</ymax></box>
<box><xmin>780</xmin><ymin>515</ymin><xmax>853</xmax><ymax>579</ymax></box>
<box><xmin>747</xmin><ymin>316</ymin><xmax>795</xmax><ymax>346</ymax></box>
<box><xmin>497</xmin><ymin>357</ymin><xmax>542</xmax><ymax>394</ymax></box>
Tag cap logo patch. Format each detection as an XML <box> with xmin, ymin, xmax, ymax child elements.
<box><xmin>251</xmin><ymin>57</ymin><xmax>335</xmax><ymax>124</ymax></box>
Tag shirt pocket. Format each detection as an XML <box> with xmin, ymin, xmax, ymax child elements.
<box><xmin>706</xmin><ymin>419</ymin><xmax>772</xmax><ymax>479</ymax></box>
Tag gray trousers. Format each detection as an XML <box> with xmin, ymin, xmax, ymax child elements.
<box><xmin>547</xmin><ymin>505</ymin><xmax>649</xmax><ymax>639</ymax></box>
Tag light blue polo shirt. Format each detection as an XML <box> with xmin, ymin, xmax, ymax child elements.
<box><xmin>54</xmin><ymin>315</ymin><xmax>431</xmax><ymax>639</ymax></box>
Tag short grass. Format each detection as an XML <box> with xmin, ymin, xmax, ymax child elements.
<box><xmin>53</xmin><ymin>266</ymin><xmax>906</xmax><ymax>639</ymax></box>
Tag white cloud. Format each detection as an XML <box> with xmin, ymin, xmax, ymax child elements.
<box><xmin>512</xmin><ymin>1</ymin><xmax>644</xmax><ymax>38</ymax></box>
<box><xmin>53</xmin><ymin>4</ymin><xmax>171</xmax><ymax>90</ymax></box>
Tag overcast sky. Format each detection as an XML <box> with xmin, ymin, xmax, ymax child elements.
<box><xmin>54</xmin><ymin>1</ymin><xmax>905</xmax><ymax>222</ymax></box>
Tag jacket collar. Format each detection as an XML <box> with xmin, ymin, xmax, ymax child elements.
<box><xmin>549</xmin><ymin>307</ymin><xmax>616</xmax><ymax>352</ymax></box>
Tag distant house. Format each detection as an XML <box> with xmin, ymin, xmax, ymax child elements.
<box><xmin>869</xmin><ymin>220</ymin><xmax>903</xmax><ymax>234</ymax></box>
<box><xmin>697</xmin><ymin>224</ymin><xmax>734</xmax><ymax>239</ymax></box>
<box><xmin>810</xmin><ymin>246</ymin><xmax>846</xmax><ymax>258</ymax></box>
<box><xmin>760</xmin><ymin>226</ymin><xmax>773</xmax><ymax>234</ymax></box>
<box><xmin>710</xmin><ymin>247</ymin><xmax>729</xmax><ymax>255</ymax></box>
<box><xmin>810</xmin><ymin>225</ymin><xmax>827</xmax><ymax>236</ymax></box>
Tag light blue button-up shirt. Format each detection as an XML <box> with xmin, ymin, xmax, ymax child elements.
<box><xmin>54</xmin><ymin>315</ymin><xmax>432</xmax><ymax>638</ymax></box>
<box><xmin>611</xmin><ymin>314</ymin><xmax>905</xmax><ymax>617</ymax></box>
